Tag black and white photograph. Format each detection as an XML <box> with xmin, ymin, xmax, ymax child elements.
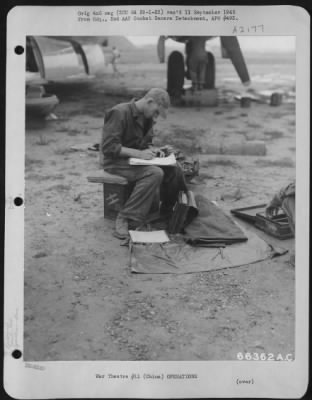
<box><xmin>4</xmin><ymin>5</ymin><xmax>309</xmax><ymax>399</ymax></box>
<box><xmin>23</xmin><ymin>33</ymin><xmax>297</xmax><ymax>362</ymax></box>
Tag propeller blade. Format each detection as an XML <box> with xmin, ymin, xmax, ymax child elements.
<box><xmin>157</xmin><ymin>36</ymin><xmax>166</xmax><ymax>63</ymax></box>
<box><xmin>220</xmin><ymin>37</ymin><xmax>250</xmax><ymax>85</ymax></box>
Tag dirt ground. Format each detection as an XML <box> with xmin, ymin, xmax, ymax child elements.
<box><xmin>24</xmin><ymin>55</ymin><xmax>296</xmax><ymax>361</ymax></box>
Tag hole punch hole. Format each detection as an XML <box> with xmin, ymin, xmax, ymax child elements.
<box><xmin>12</xmin><ymin>349</ymin><xmax>22</xmax><ymax>359</ymax></box>
<box><xmin>14</xmin><ymin>197</ymin><xmax>23</xmax><ymax>206</ymax></box>
<box><xmin>14</xmin><ymin>46</ymin><xmax>24</xmax><ymax>55</ymax></box>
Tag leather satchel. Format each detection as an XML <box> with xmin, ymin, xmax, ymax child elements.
<box><xmin>168</xmin><ymin>191</ymin><xmax>198</xmax><ymax>234</ymax></box>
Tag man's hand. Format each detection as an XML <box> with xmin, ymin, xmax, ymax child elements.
<box><xmin>149</xmin><ymin>146</ymin><xmax>167</xmax><ymax>158</ymax></box>
<box><xmin>155</xmin><ymin>149</ymin><xmax>166</xmax><ymax>158</ymax></box>
<box><xmin>138</xmin><ymin>149</ymin><xmax>155</xmax><ymax>160</ymax></box>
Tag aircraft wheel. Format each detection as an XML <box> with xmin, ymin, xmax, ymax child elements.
<box><xmin>204</xmin><ymin>51</ymin><xmax>215</xmax><ymax>89</ymax></box>
<box><xmin>167</xmin><ymin>51</ymin><xmax>184</xmax><ymax>98</ymax></box>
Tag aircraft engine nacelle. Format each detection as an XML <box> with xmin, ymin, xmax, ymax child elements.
<box><xmin>26</xmin><ymin>36</ymin><xmax>106</xmax><ymax>83</ymax></box>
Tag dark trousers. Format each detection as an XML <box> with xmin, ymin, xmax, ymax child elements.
<box><xmin>105</xmin><ymin>163</ymin><xmax>187</xmax><ymax>222</ymax></box>
<box><xmin>189</xmin><ymin>55</ymin><xmax>208</xmax><ymax>88</ymax></box>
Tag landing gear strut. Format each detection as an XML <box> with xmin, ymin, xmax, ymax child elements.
<box><xmin>204</xmin><ymin>51</ymin><xmax>215</xmax><ymax>89</ymax></box>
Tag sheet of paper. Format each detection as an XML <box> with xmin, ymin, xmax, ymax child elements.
<box><xmin>4</xmin><ymin>4</ymin><xmax>310</xmax><ymax>400</ymax></box>
<box><xmin>129</xmin><ymin>152</ymin><xmax>176</xmax><ymax>166</ymax></box>
<box><xmin>129</xmin><ymin>230</ymin><xmax>170</xmax><ymax>243</ymax></box>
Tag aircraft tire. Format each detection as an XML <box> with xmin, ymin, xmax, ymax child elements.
<box><xmin>204</xmin><ymin>51</ymin><xmax>215</xmax><ymax>89</ymax></box>
<box><xmin>167</xmin><ymin>51</ymin><xmax>184</xmax><ymax>98</ymax></box>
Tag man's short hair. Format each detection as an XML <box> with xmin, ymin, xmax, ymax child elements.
<box><xmin>144</xmin><ymin>88</ymin><xmax>170</xmax><ymax>118</ymax></box>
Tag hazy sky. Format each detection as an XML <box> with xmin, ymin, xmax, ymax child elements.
<box><xmin>127</xmin><ymin>36</ymin><xmax>296</xmax><ymax>52</ymax></box>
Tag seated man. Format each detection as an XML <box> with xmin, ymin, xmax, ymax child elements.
<box><xmin>100</xmin><ymin>88</ymin><xmax>187</xmax><ymax>239</ymax></box>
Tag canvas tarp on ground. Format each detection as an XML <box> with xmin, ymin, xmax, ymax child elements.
<box><xmin>129</xmin><ymin>229</ymin><xmax>286</xmax><ymax>274</ymax></box>
<box><xmin>129</xmin><ymin>195</ymin><xmax>287</xmax><ymax>274</ymax></box>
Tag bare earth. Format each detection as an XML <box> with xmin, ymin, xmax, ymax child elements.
<box><xmin>24</xmin><ymin>56</ymin><xmax>296</xmax><ymax>361</ymax></box>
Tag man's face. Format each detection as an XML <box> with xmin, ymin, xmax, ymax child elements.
<box><xmin>144</xmin><ymin>99</ymin><xmax>162</xmax><ymax>121</ymax></box>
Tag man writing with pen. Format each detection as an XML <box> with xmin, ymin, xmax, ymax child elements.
<box><xmin>100</xmin><ymin>88</ymin><xmax>187</xmax><ymax>239</ymax></box>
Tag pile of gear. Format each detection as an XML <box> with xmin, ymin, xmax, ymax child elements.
<box><xmin>156</xmin><ymin>145</ymin><xmax>200</xmax><ymax>183</ymax></box>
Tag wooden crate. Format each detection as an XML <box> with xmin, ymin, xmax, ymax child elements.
<box><xmin>87</xmin><ymin>172</ymin><xmax>132</xmax><ymax>219</ymax></box>
<box><xmin>102</xmin><ymin>182</ymin><xmax>132</xmax><ymax>219</ymax></box>
<box><xmin>231</xmin><ymin>204</ymin><xmax>294</xmax><ymax>240</ymax></box>
<box><xmin>255</xmin><ymin>212</ymin><xmax>293</xmax><ymax>239</ymax></box>
<box><xmin>182</xmin><ymin>89</ymin><xmax>218</xmax><ymax>107</ymax></box>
